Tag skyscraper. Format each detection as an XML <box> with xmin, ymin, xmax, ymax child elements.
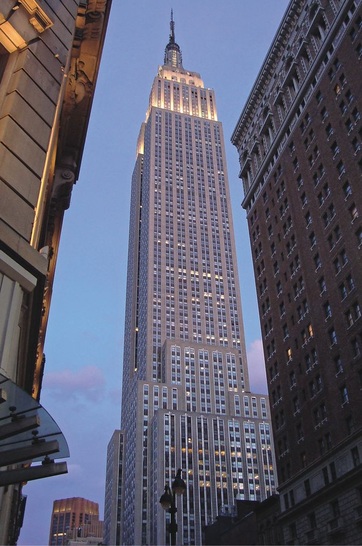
<box><xmin>119</xmin><ymin>15</ymin><xmax>276</xmax><ymax>545</ymax></box>
<box><xmin>232</xmin><ymin>0</ymin><xmax>362</xmax><ymax>543</ymax></box>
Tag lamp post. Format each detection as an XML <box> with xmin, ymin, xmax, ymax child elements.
<box><xmin>160</xmin><ymin>468</ymin><xmax>186</xmax><ymax>545</ymax></box>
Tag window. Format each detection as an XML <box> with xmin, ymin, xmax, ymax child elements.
<box><xmin>345</xmin><ymin>117</ymin><xmax>354</xmax><ymax>133</ymax></box>
<box><xmin>307</xmin><ymin>324</ymin><xmax>318</xmax><ymax>342</ymax></box>
<box><xmin>330</xmin><ymin>499</ymin><xmax>340</xmax><ymax>519</ymax></box>
<box><xmin>352</xmin><ymin>446</ymin><xmax>360</xmax><ymax>467</ymax></box>
<box><xmin>321</xmin><ymin>106</ymin><xmax>328</xmax><ymax>121</ymax></box>
<box><xmin>352</xmin><ymin>107</ymin><xmax>360</xmax><ymax>123</ymax></box>
<box><xmin>346</xmin><ymin>309</ymin><xmax>354</xmax><ymax>327</ymax></box>
<box><xmin>356</xmin><ymin>227</ymin><xmax>362</xmax><ymax>246</ymax></box>
<box><xmin>318</xmin><ymin>182</ymin><xmax>330</xmax><ymax>207</ymax></box>
<box><xmin>347</xmin><ymin>274</ymin><xmax>355</xmax><ymax>291</ymax></box>
<box><xmin>329</xmin><ymin>328</ymin><xmax>337</xmax><ymax>346</ymax></box>
<box><xmin>319</xmin><ymin>277</ymin><xmax>326</xmax><ymax>295</ymax></box>
<box><xmin>340</xmin><ymin>249</ymin><xmax>348</xmax><ymax>266</ymax></box>
<box><xmin>343</xmin><ymin>180</ymin><xmax>352</xmax><ymax>198</ymax></box>
<box><xmin>334</xmin><ymin>250</ymin><xmax>348</xmax><ymax>273</ymax></box>
<box><xmin>337</xmin><ymin>160</ymin><xmax>345</xmax><ymax>177</ymax></box>
<box><xmin>314</xmin><ymin>253</ymin><xmax>321</xmax><ymax>270</ymax></box>
<box><xmin>352</xmin><ymin>137</ymin><xmax>360</xmax><ymax>154</ymax></box>
<box><xmin>325</xmin><ymin>123</ymin><xmax>333</xmax><ymax>139</ymax></box>
<box><xmin>283</xmin><ymin>323</ymin><xmax>289</xmax><ymax>340</ymax></box>
<box><xmin>353</xmin><ymin>302</ymin><xmax>361</xmax><ymax>320</ymax></box>
<box><xmin>335</xmin><ymin>355</ymin><xmax>343</xmax><ymax>375</ymax></box>
<box><xmin>308</xmin><ymin>512</ymin><xmax>317</xmax><ymax>530</ymax></box>
<box><xmin>304</xmin><ymin>479</ymin><xmax>311</xmax><ymax>496</ymax></box>
<box><xmin>346</xmin><ymin>89</ymin><xmax>354</xmax><ymax>104</ymax></box>
<box><xmin>352</xmin><ymin>337</ymin><xmax>361</xmax><ymax>357</ymax></box>
<box><xmin>296</xmin><ymin>422</ymin><xmax>303</xmax><ymax>441</ymax></box>
<box><xmin>305</xmin><ymin>353</ymin><xmax>312</xmax><ymax>370</ymax></box>
<box><xmin>340</xmin><ymin>385</ymin><xmax>349</xmax><ymax>405</ymax></box>
<box><xmin>339</xmin><ymin>282</ymin><xmax>348</xmax><ymax>300</ymax></box>
<box><xmin>316</xmin><ymin>90</ymin><xmax>323</xmax><ymax>104</ymax></box>
<box><xmin>339</xmin><ymin>100</ymin><xmax>347</xmax><ymax>114</ymax></box>
<box><xmin>331</xmin><ymin>141</ymin><xmax>340</xmax><ymax>158</ymax></box>
<box><xmin>349</xmin><ymin>203</ymin><xmax>359</xmax><ymax>221</ymax></box>
<box><xmin>324</xmin><ymin>302</ymin><xmax>332</xmax><ymax>319</ymax></box>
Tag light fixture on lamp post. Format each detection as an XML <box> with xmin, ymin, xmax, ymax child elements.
<box><xmin>160</xmin><ymin>468</ymin><xmax>186</xmax><ymax>545</ymax></box>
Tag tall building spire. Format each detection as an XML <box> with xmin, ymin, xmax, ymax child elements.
<box><xmin>170</xmin><ymin>8</ymin><xmax>175</xmax><ymax>42</ymax></box>
<box><xmin>164</xmin><ymin>10</ymin><xmax>183</xmax><ymax>68</ymax></box>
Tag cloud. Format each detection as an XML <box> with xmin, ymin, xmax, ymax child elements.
<box><xmin>43</xmin><ymin>365</ymin><xmax>105</xmax><ymax>402</ymax></box>
<box><xmin>66</xmin><ymin>463</ymin><xmax>84</xmax><ymax>477</ymax></box>
<box><xmin>247</xmin><ymin>339</ymin><xmax>268</xmax><ymax>394</ymax></box>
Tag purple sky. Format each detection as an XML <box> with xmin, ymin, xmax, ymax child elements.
<box><xmin>18</xmin><ymin>1</ymin><xmax>289</xmax><ymax>543</ymax></box>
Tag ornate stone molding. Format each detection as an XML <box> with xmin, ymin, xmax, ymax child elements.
<box><xmin>18</xmin><ymin>0</ymin><xmax>53</xmax><ymax>33</ymax></box>
<box><xmin>0</xmin><ymin>0</ymin><xmax>52</xmax><ymax>52</ymax></box>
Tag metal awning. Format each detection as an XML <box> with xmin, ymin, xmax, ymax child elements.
<box><xmin>0</xmin><ymin>372</ymin><xmax>68</xmax><ymax>485</ymax></box>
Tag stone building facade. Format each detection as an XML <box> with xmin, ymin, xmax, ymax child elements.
<box><xmin>0</xmin><ymin>1</ymin><xmax>111</xmax><ymax>542</ymax></box>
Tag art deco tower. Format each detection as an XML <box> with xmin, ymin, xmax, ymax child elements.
<box><xmin>119</xmin><ymin>15</ymin><xmax>276</xmax><ymax>545</ymax></box>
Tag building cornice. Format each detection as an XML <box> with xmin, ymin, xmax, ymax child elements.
<box><xmin>231</xmin><ymin>0</ymin><xmax>304</xmax><ymax>146</ymax></box>
<box><xmin>58</xmin><ymin>0</ymin><xmax>112</xmax><ymax>185</ymax></box>
<box><xmin>232</xmin><ymin>0</ymin><xmax>359</xmax><ymax>211</ymax></box>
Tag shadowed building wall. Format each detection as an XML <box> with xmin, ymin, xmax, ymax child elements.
<box><xmin>232</xmin><ymin>0</ymin><xmax>362</xmax><ymax>543</ymax></box>
<box><xmin>0</xmin><ymin>1</ymin><xmax>111</xmax><ymax>542</ymax></box>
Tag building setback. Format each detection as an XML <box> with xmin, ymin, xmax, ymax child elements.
<box><xmin>117</xmin><ymin>15</ymin><xmax>277</xmax><ymax>546</ymax></box>
<box><xmin>0</xmin><ymin>1</ymin><xmax>111</xmax><ymax>542</ymax></box>
<box><xmin>232</xmin><ymin>0</ymin><xmax>362</xmax><ymax>544</ymax></box>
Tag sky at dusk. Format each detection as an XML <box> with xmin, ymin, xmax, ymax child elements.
<box><xmin>18</xmin><ymin>1</ymin><xmax>289</xmax><ymax>544</ymax></box>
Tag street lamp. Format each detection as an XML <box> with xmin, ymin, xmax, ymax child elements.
<box><xmin>160</xmin><ymin>468</ymin><xmax>186</xmax><ymax>545</ymax></box>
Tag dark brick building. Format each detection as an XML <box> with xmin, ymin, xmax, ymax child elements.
<box><xmin>232</xmin><ymin>0</ymin><xmax>362</xmax><ymax>544</ymax></box>
<box><xmin>204</xmin><ymin>496</ymin><xmax>282</xmax><ymax>545</ymax></box>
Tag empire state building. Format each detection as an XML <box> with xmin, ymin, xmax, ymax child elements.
<box><xmin>119</xmin><ymin>15</ymin><xmax>276</xmax><ymax>545</ymax></box>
